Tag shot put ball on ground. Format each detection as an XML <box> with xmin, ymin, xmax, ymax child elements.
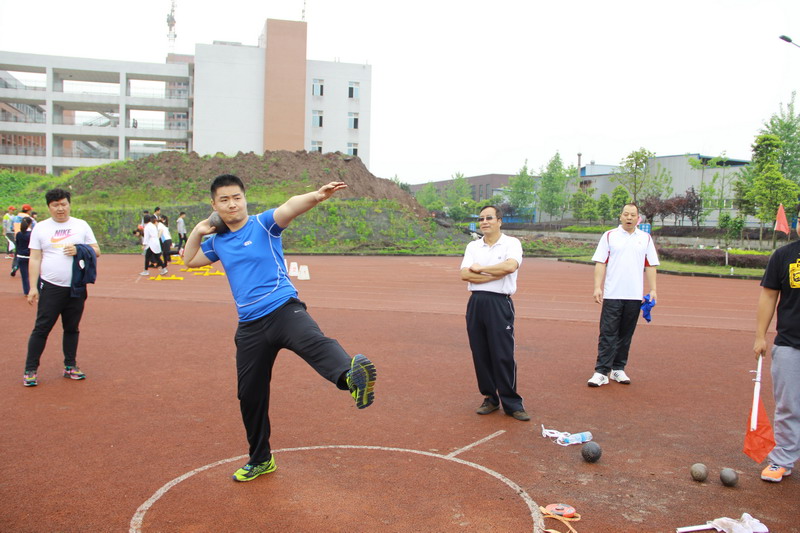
<box><xmin>690</xmin><ymin>463</ymin><xmax>708</xmax><ymax>482</ymax></box>
<box><xmin>720</xmin><ymin>468</ymin><xmax>739</xmax><ymax>487</ymax></box>
<box><xmin>581</xmin><ymin>442</ymin><xmax>602</xmax><ymax>463</ymax></box>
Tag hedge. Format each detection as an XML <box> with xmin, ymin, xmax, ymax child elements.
<box><xmin>657</xmin><ymin>247</ymin><xmax>769</xmax><ymax>268</ymax></box>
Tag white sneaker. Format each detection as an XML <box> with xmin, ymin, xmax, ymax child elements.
<box><xmin>610</xmin><ymin>370</ymin><xmax>631</xmax><ymax>384</ymax></box>
<box><xmin>587</xmin><ymin>372</ymin><xmax>609</xmax><ymax>387</ymax></box>
<box><xmin>160</xmin><ymin>268</ymin><xmax>168</xmax><ymax>275</ymax></box>
<box><xmin>139</xmin><ymin>271</ymin><xmax>149</xmax><ymax>276</ymax></box>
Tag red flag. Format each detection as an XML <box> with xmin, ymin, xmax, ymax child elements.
<box><xmin>743</xmin><ymin>396</ymin><xmax>775</xmax><ymax>463</ymax></box>
<box><xmin>774</xmin><ymin>203</ymin><xmax>790</xmax><ymax>234</ymax></box>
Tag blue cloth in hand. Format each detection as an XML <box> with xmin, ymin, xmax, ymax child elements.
<box><xmin>641</xmin><ymin>294</ymin><xmax>656</xmax><ymax>323</ymax></box>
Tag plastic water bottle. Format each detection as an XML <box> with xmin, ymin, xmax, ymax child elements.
<box><xmin>559</xmin><ymin>431</ymin><xmax>593</xmax><ymax>445</ymax></box>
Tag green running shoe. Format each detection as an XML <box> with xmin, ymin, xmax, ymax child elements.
<box><xmin>346</xmin><ymin>354</ymin><xmax>376</xmax><ymax>409</ymax></box>
<box><xmin>232</xmin><ymin>455</ymin><xmax>277</xmax><ymax>482</ymax></box>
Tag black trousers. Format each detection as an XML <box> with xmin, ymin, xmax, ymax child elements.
<box><xmin>145</xmin><ymin>249</ymin><xmax>164</xmax><ymax>269</ymax></box>
<box><xmin>177</xmin><ymin>232</ymin><xmax>187</xmax><ymax>250</ymax></box>
<box><xmin>25</xmin><ymin>280</ymin><xmax>87</xmax><ymax>372</ymax></box>
<box><xmin>234</xmin><ymin>298</ymin><xmax>351</xmax><ymax>464</ymax></box>
<box><xmin>162</xmin><ymin>239</ymin><xmax>172</xmax><ymax>265</ymax></box>
<box><xmin>595</xmin><ymin>299</ymin><xmax>641</xmax><ymax>374</ymax></box>
<box><xmin>465</xmin><ymin>291</ymin><xmax>523</xmax><ymax>413</ymax></box>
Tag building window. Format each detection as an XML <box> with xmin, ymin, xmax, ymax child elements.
<box><xmin>348</xmin><ymin>112</ymin><xmax>359</xmax><ymax>129</ymax></box>
<box><xmin>312</xmin><ymin>110</ymin><xmax>323</xmax><ymax>128</ymax></box>
<box><xmin>312</xmin><ymin>78</ymin><xmax>324</xmax><ymax>96</ymax></box>
<box><xmin>311</xmin><ymin>140</ymin><xmax>322</xmax><ymax>153</ymax></box>
<box><xmin>347</xmin><ymin>142</ymin><xmax>358</xmax><ymax>156</ymax></box>
<box><xmin>348</xmin><ymin>82</ymin><xmax>360</xmax><ymax>99</ymax></box>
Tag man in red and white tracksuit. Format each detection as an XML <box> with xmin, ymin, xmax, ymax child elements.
<box><xmin>587</xmin><ymin>203</ymin><xmax>659</xmax><ymax>387</ymax></box>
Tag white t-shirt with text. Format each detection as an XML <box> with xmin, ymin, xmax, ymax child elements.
<box><xmin>29</xmin><ymin>217</ymin><xmax>97</xmax><ymax>287</ymax></box>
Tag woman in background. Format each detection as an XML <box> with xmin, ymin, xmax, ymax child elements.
<box><xmin>14</xmin><ymin>217</ymin><xmax>33</xmax><ymax>295</ymax></box>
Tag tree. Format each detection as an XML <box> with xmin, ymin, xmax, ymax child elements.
<box><xmin>656</xmin><ymin>196</ymin><xmax>678</xmax><ymax>225</ymax></box>
<box><xmin>698</xmin><ymin>177</ymin><xmax>718</xmax><ymax>226</ymax></box>
<box><xmin>571</xmin><ymin>187</ymin><xmax>597</xmax><ymax>224</ymax></box>
<box><xmin>415</xmin><ymin>182</ymin><xmax>444</xmax><ymax>213</ymax></box>
<box><xmin>539</xmin><ymin>152</ymin><xmax>571</xmax><ymax>221</ymax></box>
<box><xmin>732</xmin><ymin>164</ymin><xmax>757</xmax><ymax>219</ymax></box>
<box><xmin>611</xmin><ymin>148</ymin><xmax>673</xmax><ymax>203</ymax></box>
<box><xmin>390</xmin><ymin>174</ymin><xmax>411</xmax><ymax>194</ymax></box>
<box><xmin>506</xmin><ymin>161</ymin><xmax>538</xmax><ymax>221</ymax></box>
<box><xmin>667</xmin><ymin>195</ymin><xmax>688</xmax><ymax>225</ymax></box>
<box><xmin>610</xmin><ymin>185</ymin><xmax>632</xmax><ymax>215</ymax></box>
<box><xmin>443</xmin><ymin>172</ymin><xmax>473</xmax><ymax>221</ymax></box>
<box><xmin>597</xmin><ymin>193</ymin><xmax>613</xmax><ymax>225</ymax></box>
<box><xmin>761</xmin><ymin>92</ymin><xmax>800</xmax><ymax>184</ymax></box>
<box><xmin>718</xmin><ymin>212</ymin><xmax>745</xmax><ymax>248</ymax></box>
<box><xmin>689</xmin><ymin>153</ymin><xmax>733</xmax><ymax>220</ymax></box>
<box><xmin>639</xmin><ymin>195</ymin><xmax>663</xmax><ymax>224</ymax></box>
<box><xmin>683</xmin><ymin>187</ymin><xmax>704</xmax><ymax>228</ymax></box>
<box><xmin>750</xmin><ymin>134</ymin><xmax>800</xmax><ymax>247</ymax></box>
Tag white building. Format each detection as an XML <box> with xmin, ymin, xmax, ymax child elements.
<box><xmin>0</xmin><ymin>18</ymin><xmax>371</xmax><ymax>175</ymax></box>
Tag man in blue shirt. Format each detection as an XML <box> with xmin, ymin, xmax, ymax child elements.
<box><xmin>183</xmin><ymin>174</ymin><xmax>377</xmax><ymax>482</ymax></box>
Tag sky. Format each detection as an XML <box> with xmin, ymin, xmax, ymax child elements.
<box><xmin>2</xmin><ymin>0</ymin><xmax>800</xmax><ymax>184</ymax></box>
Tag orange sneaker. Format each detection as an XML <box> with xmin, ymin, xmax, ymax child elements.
<box><xmin>761</xmin><ymin>464</ymin><xmax>792</xmax><ymax>482</ymax></box>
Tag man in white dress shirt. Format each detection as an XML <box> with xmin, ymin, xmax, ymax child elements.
<box><xmin>460</xmin><ymin>205</ymin><xmax>529</xmax><ymax>421</ymax></box>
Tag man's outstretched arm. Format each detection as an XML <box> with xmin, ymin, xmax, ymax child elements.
<box><xmin>274</xmin><ymin>181</ymin><xmax>347</xmax><ymax>228</ymax></box>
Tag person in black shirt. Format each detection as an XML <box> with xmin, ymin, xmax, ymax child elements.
<box><xmin>754</xmin><ymin>218</ymin><xmax>800</xmax><ymax>483</ymax></box>
<box><xmin>14</xmin><ymin>217</ymin><xmax>33</xmax><ymax>295</ymax></box>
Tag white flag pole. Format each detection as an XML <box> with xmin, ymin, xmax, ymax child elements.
<box><xmin>750</xmin><ymin>355</ymin><xmax>763</xmax><ymax>432</ymax></box>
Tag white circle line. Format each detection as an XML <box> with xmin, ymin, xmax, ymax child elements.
<box><xmin>129</xmin><ymin>445</ymin><xmax>544</xmax><ymax>533</ymax></box>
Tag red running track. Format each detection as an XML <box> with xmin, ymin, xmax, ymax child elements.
<box><xmin>0</xmin><ymin>255</ymin><xmax>795</xmax><ymax>532</ymax></box>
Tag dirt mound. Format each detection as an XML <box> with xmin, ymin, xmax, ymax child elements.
<box><xmin>67</xmin><ymin>150</ymin><xmax>428</xmax><ymax>218</ymax></box>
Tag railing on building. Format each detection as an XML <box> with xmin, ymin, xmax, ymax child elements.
<box><xmin>55</xmin><ymin>147</ymin><xmax>120</xmax><ymax>159</ymax></box>
<box><xmin>0</xmin><ymin>145</ymin><xmax>46</xmax><ymax>156</ymax></box>
<box><xmin>0</xmin><ymin>111</ymin><xmax>46</xmax><ymax>123</ymax></box>
<box><xmin>1</xmin><ymin>79</ymin><xmax>189</xmax><ymax>99</ymax></box>
<box><xmin>0</xmin><ymin>78</ymin><xmax>46</xmax><ymax>91</ymax></box>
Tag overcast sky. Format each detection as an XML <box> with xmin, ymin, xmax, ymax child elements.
<box><xmin>2</xmin><ymin>0</ymin><xmax>800</xmax><ymax>184</ymax></box>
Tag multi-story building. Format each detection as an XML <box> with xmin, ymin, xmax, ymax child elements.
<box><xmin>0</xmin><ymin>18</ymin><xmax>371</xmax><ymax>175</ymax></box>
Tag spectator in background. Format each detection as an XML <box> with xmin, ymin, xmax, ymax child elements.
<box><xmin>10</xmin><ymin>204</ymin><xmax>34</xmax><ymax>276</ymax></box>
<box><xmin>176</xmin><ymin>211</ymin><xmax>188</xmax><ymax>251</ymax></box>
<box><xmin>14</xmin><ymin>217</ymin><xmax>33</xmax><ymax>295</ymax></box>
<box><xmin>4</xmin><ymin>205</ymin><xmax>15</xmax><ymax>258</ymax></box>
<box><xmin>23</xmin><ymin>188</ymin><xmax>100</xmax><ymax>387</ymax></box>
<box><xmin>587</xmin><ymin>203</ymin><xmax>659</xmax><ymax>387</ymax></box>
<box><xmin>140</xmin><ymin>215</ymin><xmax>166</xmax><ymax>276</ymax></box>
<box><xmin>159</xmin><ymin>215</ymin><xmax>173</xmax><ymax>267</ymax></box>
<box><xmin>460</xmin><ymin>205</ymin><xmax>529</xmax><ymax>422</ymax></box>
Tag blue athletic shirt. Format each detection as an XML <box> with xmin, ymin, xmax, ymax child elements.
<box><xmin>201</xmin><ymin>209</ymin><xmax>297</xmax><ymax>322</ymax></box>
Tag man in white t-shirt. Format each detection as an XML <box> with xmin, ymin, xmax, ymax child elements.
<box><xmin>460</xmin><ymin>205</ymin><xmax>529</xmax><ymax>421</ymax></box>
<box><xmin>587</xmin><ymin>203</ymin><xmax>659</xmax><ymax>387</ymax></box>
<box><xmin>22</xmin><ymin>189</ymin><xmax>101</xmax><ymax>387</ymax></box>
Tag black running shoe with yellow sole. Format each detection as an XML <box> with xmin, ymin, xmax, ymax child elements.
<box><xmin>346</xmin><ymin>354</ymin><xmax>376</xmax><ymax>409</ymax></box>
<box><xmin>232</xmin><ymin>455</ymin><xmax>277</xmax><ymax>482</ymax></box>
